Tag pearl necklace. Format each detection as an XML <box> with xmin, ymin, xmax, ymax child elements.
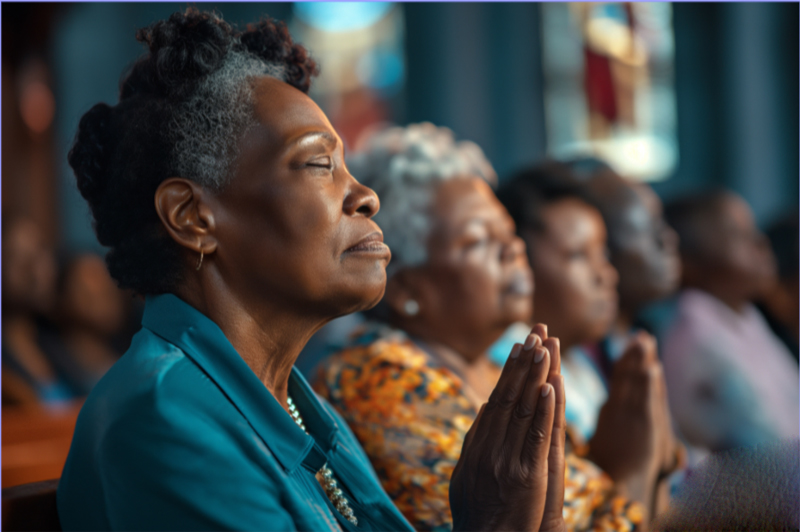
<box><xmin>286</xmin><ymin>396</ymin><xmax>358</xmax><ymax>526</ymax></box>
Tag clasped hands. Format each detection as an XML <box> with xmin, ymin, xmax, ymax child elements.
<box><xmin>449</xmin><ymin>324</ymin><xmax>568</xmax><ymax>532</ymax></box>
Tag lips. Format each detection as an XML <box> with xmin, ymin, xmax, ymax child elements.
<box><xmin>344</xmin><ymin>231</ymin><xmax>390</xmax><ymax>254</ymax></box>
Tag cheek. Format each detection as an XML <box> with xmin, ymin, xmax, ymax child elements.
<box><xmin>435</xmin><ymin>261</ymin><xmax>500</xmax><ymax>315</ymax></box>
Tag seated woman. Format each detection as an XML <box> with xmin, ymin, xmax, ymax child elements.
<box><xmin>1</xmin><ymin>216</ymin><xmax>76</xmax><ymax>406</ymax></box>
<box><xmin>497</xmin><ymin>161</ymin><xmax>683</xmax><ymax>514</ymax></box>
<box><xmin>497</xmin><ymin>163</ymin><xmax>619</xmax><ymax>439</ymax></box>
<box><xmin>662</xmin><ymin>190</ymin><xmax>799</xmax><ymax>457</ymax></box>
<box><xmin>313</xmin><ymin>124</ymin><xmax>647</xmax><ymax>532</ymax></box>
<box><xmin>57</xmin><ymin>9</ymin><xmax>567</xmax><ymax>532</ymax></box>
<box><xmin>47</xmin><ymin>253</ymin><xmax>126</xmax><ymax>394</ymax></box>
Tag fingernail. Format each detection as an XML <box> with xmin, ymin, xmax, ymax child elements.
<box><xmin>534</xmin><ymin>347</ymin><xmax>546</xmax><ymax>363</ymax></box>
<box><xmin>541</xmin><ymin>384</ymin><xmax>551</xmax><ymax>397</ymax></box>
<box><xmin>510</xmin><ymin>344</ymin><xmax>522</xmax><ymax>359</ymax></box>
<box><xmin>523</xmin><ymin>334</ymin><xmax>538</xmax><ymax>351</ymax></box>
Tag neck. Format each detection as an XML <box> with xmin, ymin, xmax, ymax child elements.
<box><xmin>612</xmin><ymin>308</ymin><xmax>635</xmax><ymax>337</ymax></box>
<box><xmin>176</xmin><ymin>274</ymin><xmax>329</xmax><ymax>408</ymax></box>
<box><xmin>688</xmin><ymin>284</ymin><xmax>748</xmax><ymax>314</ymax></box>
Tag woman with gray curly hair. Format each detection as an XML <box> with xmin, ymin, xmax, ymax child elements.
<box><xmin>314</xmin><ymin>123</ymin><xmax>645</xmax><ymax>532</ymax></box>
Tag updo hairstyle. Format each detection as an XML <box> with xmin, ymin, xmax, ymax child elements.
<box><xmin>68</xmin><ymin>8</ymin><xmax>318</xmax><ymax>295</ymax></box>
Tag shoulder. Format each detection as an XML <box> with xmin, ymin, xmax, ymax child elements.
<box><xmin>75</xmin><ymin>328</ymin><xmax>240</xmax><ymax>456</ymax></box>
<box><xmin>313</xmin><ymin>333</ymin><xmax>432</xmax><ymax>400</ymax></box>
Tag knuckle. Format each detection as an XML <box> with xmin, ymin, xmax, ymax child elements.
<box><xmin>511</xmin><ymin>403</ymin><xmax>535</xmax><ymax>422</ymax></box>
<box><xmin>526</xmin><ymin>424</ymin><xmax>549</xmax><ymax>446</ymax></box>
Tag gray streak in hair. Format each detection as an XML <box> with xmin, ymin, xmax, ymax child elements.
<box><xmin>170</xmin><ymin>50</ymin><xmax>288</xmax><ymax>189</ymax></box>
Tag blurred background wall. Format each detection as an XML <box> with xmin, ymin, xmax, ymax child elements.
<box><xmin>2</xmin><ymin>1</ymin><xmax>797</xmax><ymax>255</ymax></box>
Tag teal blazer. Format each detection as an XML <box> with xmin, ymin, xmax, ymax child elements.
<box><xmin>57</xmin><ymin>294</ymin><xmax>414</xmax><ymax>531</ymax></box>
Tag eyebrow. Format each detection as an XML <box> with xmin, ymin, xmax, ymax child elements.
<box><xmin>290</xmin><ymin>131</ymin><xmax>338</xmax><ymax>148</ymax></box>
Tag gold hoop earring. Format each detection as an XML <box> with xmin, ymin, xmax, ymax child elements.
<box><xmin>196</xmin><ymin>250</ymin><xmax>204</xmax><ymax>271</ymax></box>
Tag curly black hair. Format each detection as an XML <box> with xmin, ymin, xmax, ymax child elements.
<box><xmin>68</xmin><ymin>8</ymin><xmax>318</xmax><ymax>295</ymax></box>
<box><xmin>497</xmin><ymin>159</ymin><xmax>594</xmax><ymax>237</ymax></box>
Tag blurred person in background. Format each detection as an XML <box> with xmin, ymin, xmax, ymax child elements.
<box><xmin>315</xmin><ymin>123</ymin><xmax>673</xmax><ymax>532</ymax></box>
<box><xmin>44</xmin><ymin>253</ymin><xmax>126</xmax><ymax>394</ymax></box>
<box><xmin>662</xmin><ymin>189</ymin><xmax>799</xmax><ymax>462</ymax></box>
<box><xmin>757</xmin><ymin>211</ymin><xmax>799</xmax><ymax>362</ymax></box>
<box><xmin>573</xmin><ymin>160</ymin><xmax>682</xmax><ymax>371</ymax></box>
<box><xmin>498</xmin><ymin>161</ymin><xmax>681</xmax><ymax>517</ymax></box>
<box><xmin>497</xmin><ymin>162</ymin><xmax>619</xmax><ymax>440</ymax></box>
<box><xmin>1</xmin><ymin>216</ymin><xmax>76</xmax><ymax>406</ymax></box>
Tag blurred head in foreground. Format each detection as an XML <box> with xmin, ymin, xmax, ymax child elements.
<box><xmin>498</xmin><ymin>160</ymin><xmax>618</xmax><ymax>351</ymax></box>
<box><xmin>349</xmin><ymin>122</ymin><xmax>533</xmax><ymax>361</ymax></box>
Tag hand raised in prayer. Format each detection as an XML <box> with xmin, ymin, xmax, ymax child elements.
<box><xmin>449</xmin><ymin>324</ymin><xmax>567</xmax><ymax>532</ymax></box>
<box><xmin>588</xmin><ymin>331</ymin><xmax>672</xmax><ymax>519</ymax></box>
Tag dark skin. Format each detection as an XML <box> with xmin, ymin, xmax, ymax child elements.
<box><xmin>385</xmin><ymin>177</ymin><xmax>534</xmax><ymax>365</ymax></box>
<box><xmin>681</xmin><ymin>193</ymin><xmax>777</xmax><ymax>314</ymax></box>
<box><xmin>520</xmin><ymin>197</ymin><xmax>676</xmax><ymax>525</ymax></box>
<box><xmin>587</xmin><ymin>172</ymin><xmax>681</xmax><ymax>335</ymax></box>
<box><xmin>523</xmin><ymin>198</ymin><xmax>618</xmax><ymax>352</ymax></box>
<box><xmin>154</xmin><ymin>76</ymin><xmax>566</xmax><ymax>531</ymax></box>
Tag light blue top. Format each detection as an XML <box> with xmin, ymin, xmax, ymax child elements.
<box><xmin>57</xmin><ymin>294</ymin><xmax>414</xmax><ymax>532</ymax></box>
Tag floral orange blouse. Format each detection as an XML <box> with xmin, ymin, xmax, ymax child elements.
<box><xmin>313</xmin><ymin>326</ymin><xmax>644</xmax><ymax>532</ymax></box>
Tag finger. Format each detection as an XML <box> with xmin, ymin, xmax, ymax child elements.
<box><xmin>632</xmin><ymin>330</ymin><xmax>657</xmax><ymax>367</ymax></box>
<box><xmin>484</xmin><ymin>335</ymin><xmax>542</xmax><ymax>439</ymax></box>
<box><xmin>520</xmin><ymin>381</ymin><xmax>556</xmax><ymax>473</ymax></box>
<box><xmin>506</xmin><ymin>346</ymin><xmax>551</xmax><ymax>457</ymax></box>
<box><xmin>541</xmin><ymin>375</ymin><xmax>566</xmax><ymax>527</ymax></box>
<box><xmin>543</xmin><ymin>336</ymin><xmax>561</xmax><ymax>378</ymax></box>
<box><xmin>531</xmin><ymin>323</ymin><xmax>548</xmax><ymax>342</ymax></box>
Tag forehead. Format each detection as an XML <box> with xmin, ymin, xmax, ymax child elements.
<box><xmin>433</xmin><ymin>178</ymin><xmax>509</xmax><ymax>228</ymax></box>
<box><xmin>246</xmin><ymin>76</ymin><xmax>335</xmax><ymax>149</ymax></box>
<box><xmin>542</xmin><ymin>197</ymin><xmax>606</xmax><ymax>240</ymax></box>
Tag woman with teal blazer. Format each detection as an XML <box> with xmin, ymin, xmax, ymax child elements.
<box><xmin>57</xmin><ymin>8</ymin><xmax>567</xmax><ymax>531</ymax></box>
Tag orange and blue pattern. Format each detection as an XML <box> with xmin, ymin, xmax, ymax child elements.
<box><xmin>313</xmin><ymin>328</ymin><xmax>644</xmax><ymax>532</ymax></box>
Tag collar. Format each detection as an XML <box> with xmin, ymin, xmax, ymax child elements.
<box><xmin>141</xmin><ymin>293</ymin><xmax>339</xmax><ymax>473</ymax></box>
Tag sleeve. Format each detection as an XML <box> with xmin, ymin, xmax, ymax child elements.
<box><xmin>98</xmin><ymin>399</ymin><xmax>298</xmax><ymax>531</ymax></box>
<box><xmin>314</xmin><ymin>347</ymin><xmax>470</xmax><ymax>532</ymax></box>
<box><xmin>666</xmin><ymin>338</ymin><xmax>774</xmax><ymax>451</ymax></box>
<box><xmin>563</xmin><ymin>453</ymin><xmax>644</xmax><ymax>532</ymax></box>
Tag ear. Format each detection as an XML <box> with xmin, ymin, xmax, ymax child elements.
<box><xmin>383</xmin><ymin>268</ymin><xmax>426</xmax><ymax>318</ymax></box>
<box><xmin>154</xmin><ymin>178</ymin><xmax>218</xmax><ymax>256</ymax></box>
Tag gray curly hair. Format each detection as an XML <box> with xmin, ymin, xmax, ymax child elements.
<box><xmin>347</xmin><ymin>122</ymin><xmax>497</xmax><ymax>278</ymax></box>
<box><xmin>171</xmin><ymin>51</ymin><xmax>288</xmax><ymax>189</ymax></box>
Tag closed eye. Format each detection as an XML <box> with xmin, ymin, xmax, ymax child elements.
<box><xmin>307</xmin><ymin>157</ymin><xmax>334</xmax><ymax>170</ymax></box>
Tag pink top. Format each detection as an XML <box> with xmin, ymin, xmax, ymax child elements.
<box><xmin>663</xmin><ymin>289</ymin><xmax>799</xmax><ymax>455</ymax></box>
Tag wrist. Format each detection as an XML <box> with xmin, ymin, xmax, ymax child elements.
<box><xmin>658</xmin><ymin>443</ymin><xmax>687</xmax><ymax>481</ymax></box>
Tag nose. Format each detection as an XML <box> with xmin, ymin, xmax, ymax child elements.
<box><xmin>660</xmin><ymin>222</ymin><xmax>680</xmax><ymax>253</ymax></box>
<box><xmin>501</xmin><ymin>235</ymin><xmax>527</xmax><ymax>263</ymax></box>
<box><xmin>595</xmin><ymin>253</ymin><xmax>619</xmax><ymax>289</ymax></box>
<box><xmin>343</xmin><ymin>178</ymin><xmax>380</xmax><ymax>218</ymax></box>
